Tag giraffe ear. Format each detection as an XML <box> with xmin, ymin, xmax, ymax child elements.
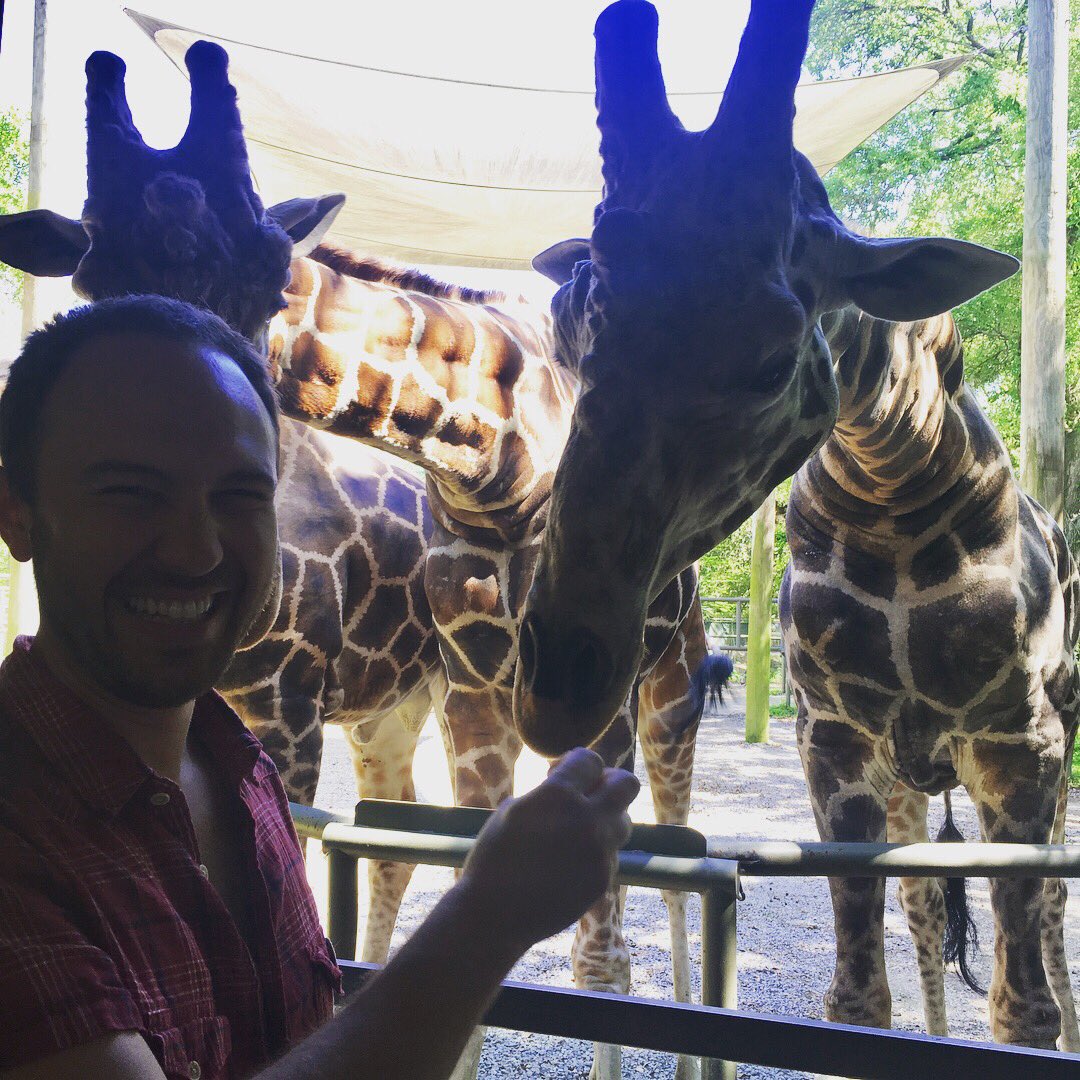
<box><xmin>830</xmin><ymin>231</ymin><xmax>1019</xmax><ymax>323</ymax></box>
<box><xmin>0</xmin><ymin>209</ymin><xmax>89</xmax><ymax>277</ymax></box>
<box><xmin>266</xmin><ymin>193</ymin><xmax>345</xmax><ymax>258</ymax></box>
<box><xmin>533</xmin><ymin>239</ymin><xmax>590</xmax><ymax>285</ymax></box>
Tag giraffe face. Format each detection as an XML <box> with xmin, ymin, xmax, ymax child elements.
<box><xmin>512</xmin><ymin>0</ymin><xmax>1018</xmax><ymax>755</ymax></box>
<box><xmin>514</xmin><ymin>207</ymin><xmax>839</xmax><ymax>755</ymax></box>
<box><xmin>74</xmin><ymin>173</ymin><xmax>294</xmax><ymax>344</ymax></box>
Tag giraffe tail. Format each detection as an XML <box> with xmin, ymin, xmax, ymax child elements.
<box><xmin>686</xmin><ymin>652</ymin><xmax>735</xmax><ymax>732</ymax></box>
<box><xmin>937</xmin><ymin>789</ymin><xmax>985</xmax><ymax>995</ymax></box>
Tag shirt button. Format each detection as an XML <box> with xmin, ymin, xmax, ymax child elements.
<box><xmin>188</xmin><ymin>1062</ymin><xmax>202</xmax><ymax>1080</ymax></box>
<box><xmin>198</xmin><ymin>864</ymin><xmax>209</xmax><ymax>879</ymax></box>
<box><xmin>149</xmin><ymin>792</ymin><xmax>171</xmax><ymax>807</ymax></box>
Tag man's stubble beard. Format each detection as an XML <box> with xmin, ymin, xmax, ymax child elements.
<box><xmin>28</xmin><ymin>520</ymin><xmax>272</xmax><ymax>709</ymax></box>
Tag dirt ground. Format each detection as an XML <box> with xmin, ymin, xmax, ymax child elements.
<box><xmin>305</xmin><ymin>686</ymin><xmax>1080</xmax><ymax>1079</ymax></box>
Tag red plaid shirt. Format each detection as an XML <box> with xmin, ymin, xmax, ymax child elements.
<box><xmin>0</xmin><ymin>638</ymin><xmax>340</xmax><ymax>1079</ymax></box>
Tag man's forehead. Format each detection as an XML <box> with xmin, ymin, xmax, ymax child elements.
<box><xmin>40</xmin><ymin>331</ymin><xmax>276</xmax><ymax>472</ymax></box>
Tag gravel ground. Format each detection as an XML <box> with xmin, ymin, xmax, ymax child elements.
<box><xmin>307</xmin><ymin>686</ymin><xmax>1080</xmax><ymax>1078</ymax></box>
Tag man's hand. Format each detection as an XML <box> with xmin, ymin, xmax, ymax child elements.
<box><xmin>459</xmin><ymin>748</ymin><xmax>640</xmax><ymax>954</ymax></box>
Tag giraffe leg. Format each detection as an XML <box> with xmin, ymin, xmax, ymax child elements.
<box><xmin>443</xmin><ymin>687</ymin><xmax>523</xmax><ymax>1080</ymax></box>
<box><xmin>638</xmin><ymin>613</ymin><xmax>708</xmax><ymax>1080</ymax></box>
<box><xmin>887</xmin><ymin>785</ymin><xmax>948</xmax><ymax>1036</ymax></box>
<box><xmin>638</xmin><ymin>612</ymin><xmax>704</xmax><ymax>1002</ymax></box>
<box><xmin>341</xmin><ymin>691</ymin><xmax>428</xmax><ymax>965</ymax></box>
<box><xmin>800</xmin><ymin>717</ymin><xmax>893</xmax><ymax>1029</ymax></box>
<box><xmin>965</xmin><ymin>738</ymin><xmax>1065</xmax><ymax>1048</ymax></box>
<box><xmin>578</xmin><ymin>703</ymin><xmax>640</xmax><ymax>1080</ymax></box>
<box><xmin>1041</xmin><ymin>735</ymin><xmax>1079</xmax><ymax>1051</ymax></box>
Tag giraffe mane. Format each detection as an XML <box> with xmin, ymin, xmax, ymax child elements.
<box><xmin>309</xmin><ymin>245</ymin><xmax>510</xmax><ymax>306</ymax></box>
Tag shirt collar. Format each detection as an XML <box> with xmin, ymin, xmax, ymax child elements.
<box><xmin>0</xmin><ymin>637</ymin><xmax>263</xmax><ymax>816</ymax></box>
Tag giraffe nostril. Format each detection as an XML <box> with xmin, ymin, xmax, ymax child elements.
<box><xmin>518</xmin><ymin>613</ymin><xmax>540</xmax><ymax>694</ymax></box>
<box><xmin>565</xmin><ymin>628</ymin><xmax>614</xmax><ymax>712</ymax></box>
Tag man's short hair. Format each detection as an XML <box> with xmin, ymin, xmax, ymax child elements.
<box><xmin>0</xmin><ymin>295</ymin><xmax>280</xmax><ymax>503</ymax></box>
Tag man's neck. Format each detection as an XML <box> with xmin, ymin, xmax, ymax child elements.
<box><xmin>30</xmin><ymin>632</ymin><xmax>194</xmax><ymax>782</ymax></box>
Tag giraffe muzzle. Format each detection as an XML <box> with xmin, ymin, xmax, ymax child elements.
<box><xmin>514</xmin><ymin>614</ymin><xmax>621</xmax><ymax>757</ymax></box>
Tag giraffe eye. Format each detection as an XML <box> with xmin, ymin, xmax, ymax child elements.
<box><xmin>749</xmin><ymin>349</ymin><xmax>798</xmax><ymax>396</ymax></box>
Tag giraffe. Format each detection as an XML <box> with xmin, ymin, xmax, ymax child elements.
<box><xmin>512</xmin><ymin>0</ymin><xmax>1018</xmax><ymax>761</ymax></box>
<box><xmin>780</xmin><ymin>306</ymin><xmax>1080</xmax><ymax>1049</ymax></box>
<box><xmin>268</xmin><ymin>245</ymin><xmax>726</xmax><ymax>1080</ymax></box>
<box><xmin>509</xmin><ymin>0</ymin><xmax>1074</xmax><ymax>1052</ymax></box>
<box><xmin>0</xmin><ymin>41</ymin><xmax>727</xmax><ymax>1080</ymax></box>
<box><xmin>0</xmin><ymin>43</ymin><xmax>449</xmax><ymax>968</ymax></box>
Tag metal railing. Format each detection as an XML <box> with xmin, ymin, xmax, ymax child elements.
<box><xmin>292</xmin><ymin>799</ymin><xmax>1080</xmax><ymax>1080</ymax></box>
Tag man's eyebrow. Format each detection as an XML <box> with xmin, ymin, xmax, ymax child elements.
<box><xmin>219</xmin><ymin>469</ymin><xmax>277</xmax><ymax>489</ymax></box>
<box><xmin>81</xmin><ymin>461</ymin><xmax>169</xmax><ymax>484</ymax></box>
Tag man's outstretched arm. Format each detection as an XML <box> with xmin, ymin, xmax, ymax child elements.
<box><xmin>260</xmin><ymin>747</ymin><xmax>639</xmax><ymax>1080</ymax></box>
<box><xmin>2</xmin><ymin>748</ymin><xmax>638</xmax><ymax>1080</ymax></box>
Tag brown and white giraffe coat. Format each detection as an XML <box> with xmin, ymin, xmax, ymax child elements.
<box><xmin>781</xmin><ymin>307</ymin><xmax>1080</xmax><ymax>1048</ymax></box>
<box><xmin>266</xmin><ymin>247</ymin><xmax>715</xmax><ymax>1037</ymax></box>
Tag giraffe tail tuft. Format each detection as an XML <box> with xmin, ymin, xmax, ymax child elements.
<box><xmin>937</xmin><ymin>789</ymin><xmax>985</xmax><ymax>995</ymax></box>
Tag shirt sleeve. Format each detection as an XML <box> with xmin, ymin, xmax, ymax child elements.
<box><xmin>0</xmin><ymin>827</ymin><xmax>143</xmax><ymax>1068</ymax></box>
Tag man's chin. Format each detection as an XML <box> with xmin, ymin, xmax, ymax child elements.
<box><xmin>101</xmin><ymin>645</ymin><xmax>237</xmax><ymax>709</ymax></box>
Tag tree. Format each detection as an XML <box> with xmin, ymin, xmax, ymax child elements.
<box><xmin>0</xmin><ymin>109</ymin><xmax>28</xmax><ymax>305</ymax></box>
<box><xmin>808</xmin><ymin>1</ymin><xmax>1080</xmax><ymax>462</ymax></box>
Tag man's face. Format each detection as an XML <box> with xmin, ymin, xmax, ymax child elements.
<box><xmin>19</xmin><ymin>331</ymin><xmax>279</xmax><ymax>708</ymax></box>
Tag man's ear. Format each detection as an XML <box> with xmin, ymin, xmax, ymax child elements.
<box><xmin>0</xmin><ymin>469</ymin><xmax>33</xmax><ymax>563</ymax></box>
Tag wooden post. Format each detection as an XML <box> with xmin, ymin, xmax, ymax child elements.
<box><xmin>3</xmin><ymin>0</ymin><xmax>47</xmax><ymax>656</ymax></box>
<box><xmin>1019</xmin><ymin>0</ymin><xmax>1069</xmax><ymax>522</ymax></box>
<box><xmin>745</xmin><ymin>490</ymin><xmax>776</xmax><ymax>743</ymax></box>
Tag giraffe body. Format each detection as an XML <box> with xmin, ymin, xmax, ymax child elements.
<box><xmin>220</xmin><ymin>417</ymin><xmax>439</xmax><ymax>804</ymax></box>
<box><xmin>271</xmin><ymin>250</ymin><xmax>719</xmax><ymax>1079</ymax></box>
<box><xmin>781</xmin><ymin>307</ymin><xmax>1079</xmax><ymax>1047</ymax></box>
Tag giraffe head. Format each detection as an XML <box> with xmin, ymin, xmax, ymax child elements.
<box><xmin>513</xmin><ymin>0</ymin><xmax>1018</xmax><ymax>757</ymax></box>
<box><xmin>0</xmin><ymin>42</ymin><xmax>344</xmax><ymax>347</ymax></box>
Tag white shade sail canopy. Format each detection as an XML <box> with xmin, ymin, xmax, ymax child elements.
<box><xmin>130</xmin><ymin>8</ymin><xmax>963</xmax><ymax>270</ymax></box>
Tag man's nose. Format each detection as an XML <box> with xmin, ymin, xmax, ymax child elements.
<box><xmin>154</xmin><ymin>502</ymin><xmax>224</xmax><ymax>577</ymax></box>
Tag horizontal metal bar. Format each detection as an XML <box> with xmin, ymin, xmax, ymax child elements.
<box><xmin>291</xmin><ymin>802</ymin><xmax>350</xmax><ymax>840</ymax></box>
<box><xmin>337</xmin><ymin>961</ymin><xmax>1080</xmax><ymax>1079</ymax></box>
<box><xmin>293</xmin><ymin>805</ymin><xmax>1080</xmax><ymax>881</ymax></box>
<box><xmin>709</xmin><ymin>839</ymin><xmax>1080</xmax><ymax>878</ymax></box>
<box><xmin>318</xmin><ymin>820</ymin><xmax>738</xmax><ymax>892</ymax></box>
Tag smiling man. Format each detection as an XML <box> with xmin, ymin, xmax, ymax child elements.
<box><xmin>0</xmin><ymin>296</ymin><xmax>638</xmax><ymax>1080</ymax></box>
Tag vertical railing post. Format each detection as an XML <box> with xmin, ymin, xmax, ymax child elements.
<box><xmin>326</xmin><ymin>846</ymin><xmax>360</xmax><ymax>961</ymax></box>
<box><xmin>701</xmin><ymin>861</ymin><xmax>740</xmax><ymax>1080</ymax></box>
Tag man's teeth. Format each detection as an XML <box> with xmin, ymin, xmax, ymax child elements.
<box><xmin>125</xmin><ymin>596</ymin><xmax>216</xmax><ymax>620</ymax></box>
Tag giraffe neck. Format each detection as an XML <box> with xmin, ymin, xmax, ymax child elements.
<box><xmin>796</xmin><ymin>307</ymin><xmax>1016</xmax><ymax>546</ymax></box>
<box><xmin>270</xmin><ymin>255</ymin><xmax>577</xmax><ymax>542</ymax></box>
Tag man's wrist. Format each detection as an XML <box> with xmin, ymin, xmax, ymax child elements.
<box><xmin>445</xmin><ymin>874</ymin><xmax>535</xmax><ymax>974</ymax></box>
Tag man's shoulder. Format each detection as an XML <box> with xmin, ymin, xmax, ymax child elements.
<box><xmin>0</xmin><ymin>706</ymin><xmax>69</xmax><ymax>821</ymax></box>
